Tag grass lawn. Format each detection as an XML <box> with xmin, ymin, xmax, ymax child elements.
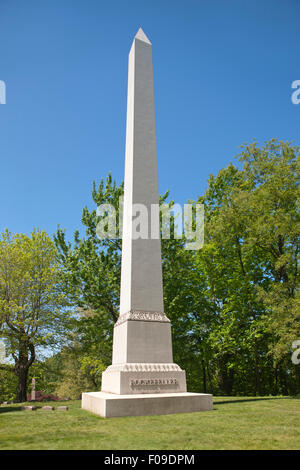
<box><xmin>0</xmin><ymin>396</ymin><xmax>299</xmax><ymax>450</ymax></box>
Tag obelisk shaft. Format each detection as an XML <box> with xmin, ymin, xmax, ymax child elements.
<box><xmin>120</xmin><ymin>29</ymin><xmax>164</xmax><ymax>316</ymax></box>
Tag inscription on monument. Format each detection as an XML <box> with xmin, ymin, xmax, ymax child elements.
<box><xmin>130</xmin><ymin>378</ymin><xmax>178</xmax><ymax>386</ymax></box>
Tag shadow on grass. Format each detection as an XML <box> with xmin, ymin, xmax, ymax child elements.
<box><xmin>213</xmin><ymin>397</ymin><xmax>290</xmax><ymax>406</ymax></box>
<box><xmin>0</xmin><ymin>406</ymin><xmax>23</xmax><ymax>414</ymax></box>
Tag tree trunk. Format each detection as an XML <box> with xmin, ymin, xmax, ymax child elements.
<box><xmin>202</xmin><ymin>360</ymin><xmax>207</xmax><ymax>393</ymax></box>
<box><xmin>17</xmin><ymin>363</ymin><xmax>29</xmax><ymax>402</ymax></box>
<box><xmin>217</xmin><ymin>354</ymin><xmax>234</xmax><ymax>395</ymax></box>
<box><xmin>207</xmin><ymin>364</ymin><xmax>213</xmax><ymax>393</ymax></box>
<box><xmin>15</xmin><ymin>340</ymin><xmax>35</xmax><ymax>402</ymax></box>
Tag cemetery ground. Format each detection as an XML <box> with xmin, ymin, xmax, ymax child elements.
<box><xmin>0</xmin><ymin>396</ymin><xmax>299</xmax><ymax>450</ymax></box>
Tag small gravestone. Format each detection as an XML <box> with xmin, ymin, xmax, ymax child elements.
<box><xmin>41</xmin><ymin>405</ymin><xmax>54</xmax><ymax>410</ymax></box>
<box><xmin>31</xmin><ymin>378</ymin><xmax>36</xmax><ymax>401</ymax></box>
<box><xmin>21</xmin><ymin>406</ymin><xmax>37</xmax><ymax>411</ymax></box>
<box><xmin>57</xmin><ymin>406</ymin><xmax>68</xmax><ymax>411</ymax></box>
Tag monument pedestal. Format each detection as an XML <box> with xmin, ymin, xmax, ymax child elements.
<box><xmin>82</xmin><ymin>392</ymin><xmax>213</xmax><ymax>418</ymax></box>
<box><xmin>101</xmin><ymin>362</ymin><xmax>187</xmax><ymax>395</ymax></box>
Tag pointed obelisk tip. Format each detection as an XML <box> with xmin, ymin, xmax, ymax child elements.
<box><xmin>135</xmin><ymin>27</ymin><xmax>152</xmax><ymax>45</ymax></box>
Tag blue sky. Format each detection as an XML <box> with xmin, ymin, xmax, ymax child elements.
<box><xmin>0</xmin><ymin>0</ymin><xmax>299</xmax><ymax>240</ymax></box>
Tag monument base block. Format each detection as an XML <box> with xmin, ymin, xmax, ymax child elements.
<box><xmin>81</xmin><ymin>391</ymin><xmax>213</xmax><ymax>418</ymax></box>
<box><xmin>101</xmin><ymin>364</ymin><xmax>187</xmax><ymax>395</ymax></box>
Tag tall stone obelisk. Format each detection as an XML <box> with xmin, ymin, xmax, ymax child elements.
<box><xmin>82</xmin><ymin>29</ymin><xmax>213</xmax><ymax>417</ymax></box>
<box><xmin>101</xmin><ymin>28</ymin><xmax>184</xmax><ymax>388</ymax></box>
<box><xmin>120</xmin><ymin>27</ymin><xmax>164</xmax><ymax>319</ymax></box>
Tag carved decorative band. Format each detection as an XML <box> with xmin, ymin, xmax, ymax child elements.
<box><xmin>115</xmin><ymin>310</ymin><xmax>170</xmax><ymax>327</ymax></box>
<box><xmin>105</xmin><ymin>363</ymin><xmax>182</xmax><ymax>372</ymax></box>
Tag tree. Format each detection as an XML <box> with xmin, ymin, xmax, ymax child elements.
<box><xmin>54</xmin><ymin>175</ymin><xmax>196</xmax><ymax>390</ymax></box>
<box><xmin>54</xmin><ymin>346</ymin><xmax>105</xmax><ymax>399</ymax></box>
<box><xmin>54</xmin><ymin>139</ymin><xmax>299</xmax><ymax>397</ymax></box>
<box><xmin>237</xmin><ymin>139</ymin><xmax>300</xmax><ymax>364</ymax></box>
<box><xmin>0</xmin><ymin>229</ymin><xmax>71</xmax><ymax>402</ymax></box>
<box><xmin>195</xmin><ymin>139</ymin><xmax>300</xmax><ymax>395</ymax></box>
<box><xmin>0</xmin><ymin>367</ymin><xmax>17</xmax><ymax>403</ymax></box>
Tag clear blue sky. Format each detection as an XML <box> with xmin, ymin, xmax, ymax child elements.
<box><xmin>0</xmin><ymin>0</ymin><xmax>299</xmax><ymax>239</ymax></box>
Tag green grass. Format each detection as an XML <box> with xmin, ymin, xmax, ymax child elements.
<box><xmin>0</xmin><ymin>396</ymin><xmax>299</xmax><ymax>450</ymax></box>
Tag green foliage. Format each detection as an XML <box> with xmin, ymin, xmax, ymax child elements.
<box><xmin>54</xmin><ymin>346</ymin><xmax>106</xmax><ymax>399</ymax></box>
<box><xmin>0</xmin><ymin>230</ymin><xmax>72</xmax><ymax>401</ymax></box>
<box><xmin>194</xmin><ymin>139</ymin><xmax>300</xmax><ymax>395</ymax></box>
<box><xmin>27</xmin><ymin>354</ymin><xmax>64</xmax><ymax>396</ymax></box>
<box><xmin>0</xmin><ymin>367</ymin><xmax>17</xmax><ymax>402</ymax></box>
<box><xmin>52</xmin><ymin>140</ymin><xmax>299</xmax><ymax>397</ymax></box>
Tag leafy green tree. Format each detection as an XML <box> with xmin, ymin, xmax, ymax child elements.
<box><xmin>0</xmin><ymin>230</ymin><xmax>71</xmax><ymax>402</ymax></box>
<box><xmin>27</xmin><ymin>354</ymin><xmax>64</xmax><ymax>397</ymax></box>
<box><xmin>0</xmin><ymin>367</ymin><xmax>17</xmax><ymax>403</ymax></box>
<box><xmin>237</xmin><ymin>140</ymin><xmax>299</xmax><ymax>363</ymax></box>
<box><xmin>54</xmin><ymin>176</ymin><xmax>198</xmax><ymax>390</ymax></box>
<box><xmin>53</xmin><ymin>345</ymin><xmax>106</xmax><ymax>399</ymax></box>
<box><xmin>54</xmin><ymin>139</ymin><xmax>299</xmax><ymax>396</ymax></box>
<box><xmin>195</xmin><ymin>139</ymin><xmax>300</xmax><ymax>395</ymax></box>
